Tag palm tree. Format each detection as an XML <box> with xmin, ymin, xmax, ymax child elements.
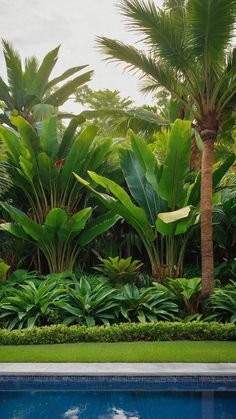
<box><xmin>97</xmin><ymin>0</ymin><xmax>236</xmax><ymax>297</ymax></box>
<box><xmin>0</xmin><ymin>40</ymin><xmax>93</xmax><ymax>124</ymax></box>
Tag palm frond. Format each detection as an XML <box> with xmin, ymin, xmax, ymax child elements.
<box><xmin>29</xmin><ymin>46</ymin><xmax>60</xmax><ymax>98</ymax></box>
<box><xmin>119</xmin><ymin>0</ymin><xmax>191</xmax><ymax>71</ymax></box>
<box><xmin>2</xmin><ymin>39</ymin><xmax>24</xmax><ymax>108</ymax></box>
<box><xmin>82</xmin><ymin>106</ymin><xmax>168</xmax><ymax>136</ymax></box>
<box><xmin>97</xmin><ymin>37</ymin><xmax>186</xmax><ymax>101</ymax></box>
<box><xmin>187</xmin><ymin>0</ymin><xmax>236</xmax><ymax>71</ymax></box>
<box><xmin>226</xmin><ymin>46</ymin><xmax>236</xmax><ymax>73</ymax></box>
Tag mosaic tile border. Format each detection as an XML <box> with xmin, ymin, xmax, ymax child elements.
<box><xmin>0</xmin><ymin>375</ymin><xmax>236</xmax><ymax>392</ymax></box>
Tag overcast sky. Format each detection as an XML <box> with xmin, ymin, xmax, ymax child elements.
<box><xmin>0</xmin><ymin>0</ymin><xmax>163</xmax><ymax>111</ymax></box>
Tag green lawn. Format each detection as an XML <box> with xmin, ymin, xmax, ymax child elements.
<box><xmin>0</xmin><ymin>341</ymin><xmax>236</xmax><ymax>362</ymax></box>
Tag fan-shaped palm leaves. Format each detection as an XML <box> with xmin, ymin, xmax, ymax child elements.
<box><xmin>97</xmin><ymin>0</ymin><xmax>236</xmax><ymax>296</ymax></box>
<box><xmin>0</xmin><ymin>40</ymin><xmax>93</xmax><ymax>124</ymax></box>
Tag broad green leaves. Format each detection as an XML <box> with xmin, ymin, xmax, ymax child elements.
<box><xmin>159</xmin><ymin>119</ymin><xmax>191</xmax><ymax>209</ymax></box>
<box><xmin>0</xmin><ymin>203</ymin><xmax>118</xmax><ymax>272</ymax></box>
<box><xmin>0</xmin><ymin>41</ymin><xmax>93</xmax><ymax>122</ymax></box>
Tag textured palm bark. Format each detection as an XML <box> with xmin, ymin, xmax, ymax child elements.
<box><xmin>200</xmin><ymin>137</ymin><xmax>215</xmax><ymax>297</ymax></box>
<box><xmin>190</xmin><ymin>133</ymin><xmax>200</xmax><ymax>172</ymax></box>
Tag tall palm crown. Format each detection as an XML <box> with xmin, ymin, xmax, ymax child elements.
<box><xmin>0</xmin><ymin>40</ymin><xmax>93</xmax><ymax>123</ymax></box>
<box><xmin>98</xmin><ymin>0</ymin><xmax>236</xmax><ymax>296</ymax></box>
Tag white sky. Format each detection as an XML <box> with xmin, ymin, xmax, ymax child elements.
<box><xmin>0</xmin><ymin>0</ymin><xmax>163</xmax><ymax>111</ymax></box>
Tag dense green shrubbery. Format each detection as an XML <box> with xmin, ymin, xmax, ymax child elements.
<box><xmin>0</xmin><ymin>322</ymin><xmax>235</xmax><ymax>345</ymax></box>
<box><xmin>208</xmin><ymin>281</ymin><xmax>236</xmax><ymax>323</ymax></box>
<box><xmin>0</xmin><ymin>272</ymin><xmax>236</xmax><ymax>331</ymax></box>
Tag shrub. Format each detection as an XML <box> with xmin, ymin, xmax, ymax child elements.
<box><xmin>0</xmin><ymin>280</ymin><xmax>64</xmax><ymax>330</ymax></box>
<box><xmin>116</xmin><ymin>284</ymin><xmax>178</xmax><ymax>322</ymax></box>
<box><xmin>55</xmin><ymin>276</ymin><xmax>119</xmax><ymax>327</ymax></box>
<box><xmin>209</xmin><ymin>285</ymin><xmax>236</xmax><ymax>323</ymax></box>
<box><xmin>154</xmin><ymin>277</ymin><xmax>201</xmax><ymax>317</ymax></box>
<box><xmin>0</xmin><ymin>322</ymin><xmax>235</xmax><ymax>345</ymax></box>
<box><xmin>94</xmin><ymin>256</ymin><xmax>143</xmax><ymax>286</ymax></box>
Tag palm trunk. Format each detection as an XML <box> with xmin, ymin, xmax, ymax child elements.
<box><xmin>200</xmin><ymin>136</ymin><xmax>215</xmax><ymax>297</ymax></box>
<box><xmin>190</xmin><ymin>133</ymin><xmax>200</xmax><ymax>172</ymax></box>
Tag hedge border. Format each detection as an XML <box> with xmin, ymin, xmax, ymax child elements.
<box><xmin>0</xmin><ymin>322</ymin><xmax>235</xmax><ymax>345</ymax></box>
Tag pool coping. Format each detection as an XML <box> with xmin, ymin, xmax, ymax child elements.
<box><xmin>0</xmin><ymin>363</ymin><xmax>236</xmax><ymax>376</ymax></box>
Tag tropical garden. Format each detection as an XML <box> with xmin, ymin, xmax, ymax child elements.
<box><xmin>0</xmin><ymin>0</ymin><xmax>235</xmax><ymax>360</ymax></box>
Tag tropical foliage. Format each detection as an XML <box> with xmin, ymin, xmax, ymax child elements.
<box><xmin>94</xmin><ymin>256</ymin><xmax>143</xmax><ymax>286</ymax></box>
<box><xmin>0</xmin><ymin>1</ymin><xmax>235</xmax><ymax>338</ymax></box>
<box><xmin>0</xmin><ymin>41</ymin><xmax>93</xmax><ymax>124</ymax></box>
<box><xmin>98</xmin><ymin>0</ymin><xmax>236</xmax><ymax>296</ymax></box>
<box><xmin>75</xmin><ymin>119</ymin><xmax>233</xmax><ymax>281</ymax></box>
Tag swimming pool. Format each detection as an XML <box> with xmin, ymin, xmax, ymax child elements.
<box><xmin>0</xmin><ymin>376</ymin><xmax>236</xmax><ymax>419</ymax></box>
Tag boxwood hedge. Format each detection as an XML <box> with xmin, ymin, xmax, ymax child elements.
<box><xmin>0</xmin><ymin>322</ymin><xmax>235</xmax><ymax>345</ymax></box>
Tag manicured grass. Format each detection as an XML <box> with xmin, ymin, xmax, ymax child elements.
<box><xmin>0</xmin><ymin>341</ymin><xmax>236</xmax><ymax>362</ymax></box>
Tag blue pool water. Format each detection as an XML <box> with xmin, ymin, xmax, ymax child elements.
<box><xmin>0</xmin><ymin>376</ymin><xmax>235</xmax><ymax>419</ymax></box>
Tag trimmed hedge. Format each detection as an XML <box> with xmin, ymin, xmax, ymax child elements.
<box><xmin>0</xmin><ymin>322</ymin><xmax>235</xmax><ymax>345</ymax></box>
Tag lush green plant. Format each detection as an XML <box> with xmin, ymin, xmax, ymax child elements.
<box><xmin>75</xmin><ymin>120</ymin><xmax>232</xmax><ymax>281</ymax></box>
<box><xmin>94</xmin><ymin>256</ymin><xmax>143</xmax><ymax>286</ymax></box>
<box><xmin>209</xmin><ymin>285</ymin><xmax>236</xmax><ymax>323</ymax></box>
<box><xmin>0</xmin><ymin>114</ymin><xmax>120</xmax><ymax>272</ymax></box>
<box><xmin>0</xmin><ymin>115</ymin><xmax>112</xmax><ymax>223</ymax></box>
<box><xmin>98</xmin><ymin>0</ymin><xmax>236</xmax><ymax>297</ymax></box>
<box><xmin>0</xmin><ymin>322</ymin><xmax>235</xmax><ymax>345</ymax></box>
<box><xmin>0</xmin><ymin>205</ymin><xmax>119</xmax><ymax>272</ymax></box>
<box><xmin>116</xmin><ymin>284</ymin><xmax>178</xmax><ymax>322</ymax></box>
<box><xmin>55</xmin><ymin>276</ymin><xmax>118</xmax><ymax>327</ymax></box>
<box><xmin>0</xmin><ymin>40</ymin><xmax>93</xmax><ymax>124</ymax></box>
<box><xmin>155</xmin><ymin>277</ymin><xmax>202</xmax><ymax>317</ymax></box>
<box><xmin>214</xmin><ymin>259</ymin><xmax>236</xmax><ymax>282</ymax></box>
<box><xmin>0</xmin><ymin>280</ymin><xmax>64</xmax><ymax>330</ymax></box>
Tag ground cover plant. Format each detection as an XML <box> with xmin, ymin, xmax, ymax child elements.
<box><xmin>0</xmin><ymin>273</ymin><xmax>236</xmax><ymax>331</ymax></box>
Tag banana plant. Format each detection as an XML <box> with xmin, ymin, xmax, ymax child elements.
<box><xmin>0</xmin><ymin>204</ymin><xmax>120</xmax><ymax>273</ymax></box>
<box><xmin>75</xmin><ymin>119</ymin><xmax>235</xmax><ymax>281</ymax></box>
<box><xmin>0</xmin><ymin>114</ymin><xmax>112</xmax><ymax>224</ymax></box>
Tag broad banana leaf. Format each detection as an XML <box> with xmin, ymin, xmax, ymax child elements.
<box><xmin>74</xmin><ymin>172</ymin><xmax>156</xmax><ymax>242</ymax></box>
<box><xmin>37</xmin><ymin>152</ymin><xmax>57</xmax><ymax>191</ymax></box>
<box><xmin>60</xmin><ymin>125</ymin><xmax>99</xmax><ymax>187</ymax></box>
<box><xmin>0</xmin><ymin>126</ymin><xmax>21</xmax><ymax>164</ymax></box>
<box><xmin>130</xmin><ymin>130</ymin><xmax>161</xmax><ymax>190</ymax></box>
<box><xmin>40</xmin><ymin>115</ymin><xmax>58</xmax><ymax>157</ymax></box>
<box><xmin>78</xmin><ymin>211</ymin><xmax>121</xmax><ymax>247</ymax></box>
<box><xmin>158</xmin><ymin>206</ymin><xmax>192</xmax><ymax>223</ymax></box>
<box><xmin>10</xmin><ymin>114</ymin><xmax>39</xmax><ymax>157</ymax></box>
<box><xmin>44</xmin><ymin>208</ymin><xmax>68</xmax><ymax>231</ymax></box>
<box><xmin>0</xmin><ymin>203</ymin><xmax>51</xmax><ymax>242</ymax></box>
<box><xmin>57</xmin><ymin>117</ymin><xmax>82</xmax><ymax>159</ymax></box>
<box><xmin>156</xmin><ymin>205</ymin><xmax>193</xmax><ymax>236</ymax></box>
<box><xmin>58</xmin><ymin>208</ymin><xmax>92</xmax><ymax>241</ymax></box>
<box><xmin>159</xmin><ymin>119</ymin><xmax>192</xmax><ymax>209</ymax></box>
<box><xmin>0</xmin><ymin>222</ymin><xmax>30</xmax><ymax>241</ymax></box>
<box><xmin>120</xmin><ymin>148</ymin><xmax>167</xmax><ymax>225</ymax></box>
